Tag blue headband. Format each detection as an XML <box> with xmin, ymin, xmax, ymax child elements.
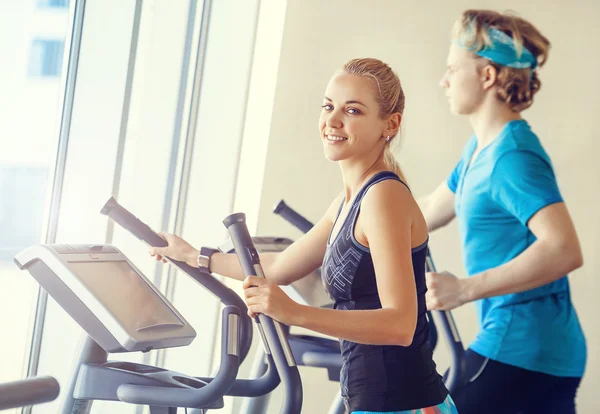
<box><xmin>457</xmin><ymin>27</ymin><xmax>537</xmax><ymax>70</ymax></box>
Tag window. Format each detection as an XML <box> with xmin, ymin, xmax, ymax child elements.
<box><xmin>29</xmin><ymin>39</ymin><xmax>65</xmax><ymax>77</ymax></box>
<box><xmin>0</xmin><ymin>167</ymin><xmax>48</xmax><ymax>261</ymax></box>
<box><xmin>37</xmin><ymin>0</ymin><xmax>70</xmax><ymax>8</ymax></box>
<box><xmin>0</xmin><ymin>2</ymin><xmax>71</xmax><ymax>410</ymax></box>
<box><xmin>0</xmin><ymin>0</ymin><xmax>273</xmax><ymax>412</ymax></box>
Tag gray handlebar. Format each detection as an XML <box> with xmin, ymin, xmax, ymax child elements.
<box><xmin>117</xmin><ymin>306</ymin><xmax>241</xmax><ymax>408</ymax></box>
<box><xmin>425</xmin><ymin>251</ymin><xmax>466</xmax><ymax>393</ymax></box>
<box><xmin>196</xmin><ymin>352</ymin><xmax>281</xmax><ymax>397</ymax></box>
<box><xmin>100</xmin><ymin>197</ymin><xmax>253</xmax><ymax>363</ymax></box>
<box><xmin>223</xmin><ymin>213</ymin><xmax>303</xmax><ymax>414</ymax></box>
<box><xmin>273</xmin><ymin>200</ymin><xmax>313</xmax><ymax>234</ymax></box>
<box><xmin>0</xmin><ymin>376</ymin><xmax>60</xmax><ymax>410</ymax></box>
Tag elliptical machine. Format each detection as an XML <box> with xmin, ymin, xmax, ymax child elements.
<box><xmin>14</xmin><ymin>198</ymin><xmax>303</xmax><ymax>413</ymax></box>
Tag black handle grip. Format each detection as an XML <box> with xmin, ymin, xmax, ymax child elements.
<box><xmin>100</xmin><ymin>197</ymin><xmax>253</xmax><ymax>363</ymax></box>
<box><xmin>101</xmin><ymin>197</ymin><xmax>168</xmax><ymax>247</ymax></box>
<box><xmin>222</xmin><ymin>213</ymin><xmax>261</xmax><ymax>275</ymax></box>
<box><xmin>273</xmin><ymin>200</ymin><xmax>314</xmax><ymax>234</ymax></box>
<box><xmin>224</xmin><ymin>213</ymin><xmax>303</xmax><ymax>414</ymax></box>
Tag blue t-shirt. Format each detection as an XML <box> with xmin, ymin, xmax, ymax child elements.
<box><xmin>447</xmin><ymin>119</ymin><xmax>586</xmax><ymax>377</ymax></box>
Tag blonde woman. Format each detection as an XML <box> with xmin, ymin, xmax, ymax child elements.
<box><xmin>151</xmin><ymin>58</ymin><xmax>457</xmax><ymax>413</ymax></box>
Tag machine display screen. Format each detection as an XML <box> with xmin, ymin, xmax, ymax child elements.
<box><xmin>67</xmin><ymin>261</ymin><xmax>183</xmax><ymax>332</ymax></box>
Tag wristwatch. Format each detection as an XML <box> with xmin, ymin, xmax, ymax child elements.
<box><xmin>197</xmin><ymin>247</ymin><xmax>219</xmax><ymax>272</ymax></box>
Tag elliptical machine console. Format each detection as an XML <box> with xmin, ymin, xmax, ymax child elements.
<box><xmin>15</xmin><ymin>244</ymin><xmax>196</xmax><ymax>353</ymax></box>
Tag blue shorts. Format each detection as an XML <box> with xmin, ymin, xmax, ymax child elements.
<box><xmin>352</xmin><ymin>395</ymin><xmax>458</xmax><ymax>414</ymax></box>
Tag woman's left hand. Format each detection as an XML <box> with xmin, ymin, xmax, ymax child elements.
<box><xmin>425</xmin><ymin>270</ymin><xmax>469</xmax><ymax>311</ymax></box>
<box><xmin>243</xmin><ymin>276</ymin><xmax>299</xmax><ymax>326</ymax></box>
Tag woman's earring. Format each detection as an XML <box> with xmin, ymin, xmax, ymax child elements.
<box><xmin>385</xmin><ymin>136</ymin><xmax>391</xmax><ymax>143</ymax></box>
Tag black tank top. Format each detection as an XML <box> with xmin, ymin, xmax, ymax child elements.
<box><xmin>321</xmin><ymin>171</ymin><xmax>448</xmax><ymax>412</ymax></box>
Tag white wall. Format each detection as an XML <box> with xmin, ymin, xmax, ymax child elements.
<box><xmin>253</xmin><ymin>0</ymin><xmax>600</xmax><ymax>412</ymax></box>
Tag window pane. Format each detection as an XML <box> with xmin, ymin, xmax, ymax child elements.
<box><xmin>170</xmin><ymin>1</ymin><xmax>263</xmax><ymax>412</ymax></box>
<box><xmin>5</xmin><ymin>0</ymin><xmax>267</xmax><ymax>412</ymax></box>
<box><xmin>30</xmin><ymin>0</ymin><xmax>141</xmax><ymax>411</ymax></box>
<box><xmin>37</xmin><ymin>0</ymin><xmax>70</xmax><ymax>8</ymax></box>
<box><xmin>0</xmin><ymin>2</ymin><xmax>71</xmax><ymax>414</ymax></box>
<box><xmin>31</xmin><ymin>0</ymin><xmax>209</xmax><ymax>413</ymax></box>
<box><xmin>0</xmin><ymin>167</ymin><xmax>48</xmax><ymax>260</ymax></box>
<box><xmin>111</xmin><ymin>0</ymin><xmax>216</xmax><ymax>383</ymax></box>
<box><xmin>29</xmin><ymin>39</ymin><xmax>65</xmax><ymax>77</ymax></box>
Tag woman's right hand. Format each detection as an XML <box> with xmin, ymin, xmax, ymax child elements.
<box><xmin>148</xmin><ymin>232</ymin><xmax>199</xmax><ymax>267</ymax></box>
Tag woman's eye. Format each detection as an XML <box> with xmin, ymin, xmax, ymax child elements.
<box><xmin>347</xmin><ymin>108</ymin><xmax>361</xmax><ymax>115</ymax></box>
<box><xmin>321</xmin><ymin>104</ymin><xmax>333</xmax><ymax>111</ymax></box>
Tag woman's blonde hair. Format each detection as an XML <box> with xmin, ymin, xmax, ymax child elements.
<box><xmin>453</xmin><ymin>9</ymin><xmax>551</xmax><ymax>112</ymax></box>
<box><xmin>342</xmin><ymin>58</ymin><xmax>407</xmax><ymax>182</ymax></box>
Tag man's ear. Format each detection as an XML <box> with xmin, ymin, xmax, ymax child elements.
<box><xmin>481</xmin><ymin>64</ymin><xmax>498</xmax><ymax>91</ymax></box>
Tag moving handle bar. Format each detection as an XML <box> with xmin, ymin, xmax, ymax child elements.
<box><xmin>100</xmin><ymin>197</ymin><xmax>252</xmax><ymax>362</ymax></box>
<box><xmin>424</xmin><ymin>252</ymin><xmax>466</xmax><ymax>393</ymax></box>
<box><xmin>101</xmin><ymin>198</ymin><xmax>302</xmax><ymax>410</ymax></box>
<box><xmin>0</xmin><ymin>376</ymin><xmax>60</xmax><ymax>410</ymax></box>
<box><xmin>223</xmin><ymin>213</ymin><xmax>303</xmax><ymax>414</ymax></box>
